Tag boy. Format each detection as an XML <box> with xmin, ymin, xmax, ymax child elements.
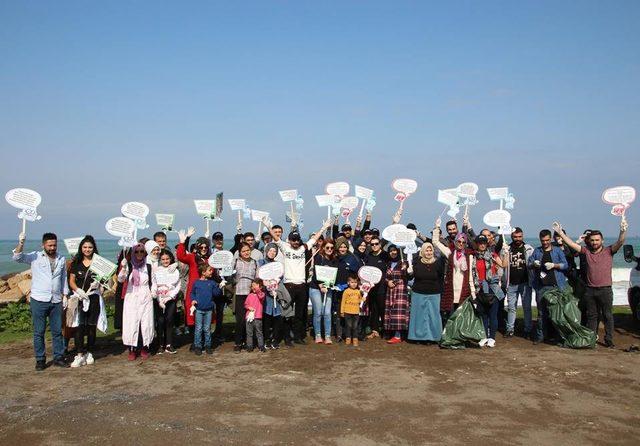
<box><xmin>340</xmin><ymin>274</ymin><xmax>365</xmax><ymax>347</ymax></box>
<box><xmin>190</xmin><ymin>263</ymin><xmax>218</xmax><ymax>355</ymax></box>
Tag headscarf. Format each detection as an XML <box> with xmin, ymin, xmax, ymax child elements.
<box><xmin>144</xmin><ymin>240</ymin><xmax>159</xmax><ymax>256</ymax></box>
<box><xmin>264</xmin><ymin>243</ymin><xmax>279</xmax><ymax>262</ymax></box>
<box><xmin>352</xmin><ymin>237</ymin><xmax>367</xmax><ymax>262</ymax></box>
<box><xmin>453</xmin><ymin>233</ymin><xmax>468</xmax><ymax>272</ymax></box>
<box><xmin>130</xmin><ymin>242</ymin><xmax>147</xmax><ymax>287</ymax></box>
<box><xmin>195</xmin><ymin>237</ymin><xmax>211</xmax><ymax>263</ymax></box>
<box><xmin>419</xmin><ymin>242</ymin><xmax>436</xmax><ymax>265</ymax></box>
<box><xmin>335</xmin><ymin>237</ymin><xmax>350</xmax><ymax>256</ymax></box>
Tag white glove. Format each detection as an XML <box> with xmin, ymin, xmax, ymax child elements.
<box><xmin>82</xmin><ymin>297</ymin><xmax>90</xmax><ymax>312</ymax></box>
<box><xmin>219</xmin><ymin>279</ymin><xmax>227</xmax><ymax>288</ymax></box>
<box><xmin>544</xmin><ymin>262</ymin><xmax>555</xmax><ymax>271</ymax></box>
<box><xmin>247</xmin><ymin>310</ymin><xmax>255</xmax><ymax>323</ymax></box>
<box><xmin>88</xmin><ymin>280</ymin><xmax>100</xmax><ymax>293</ymax></box>
<box><xmin>435</xmin><ymin>217</ymin><xmax>442</xmax><ymax>228</ymax></box>
<box><xmin>189</xmin><ymin>303</ymin><xmax>196</xmax><ymax>316</ymax></box>
<box><xmin>407</xmin><ymin>265</ymin><xmax>414</xmax><ymax>275</ymax></box>
<box><xmin>76</xmin><ymin>289</ymin><xmax>88</xmax><ymax>300</ymax></box>
<box><xmin>501</xmin><ymin>244</ymin><xmax>510</xmax><ymax>255</ymax></box>
<box><xmin>159</xmin><ymin>298</ymin><xmax>166</xmax><ymax>310</ymax></box>
<box><xmin>533</xmin><ymin>260</ymin><xmax>541</xmax><ymax>268</ymax></box>
<box><xmin>120</xmin><ymin>258</ymin><xmax>128</xmax><ymax>271</ymax></box>
<box><xmin>621</xmin><ymin>215</ymin><xmax>628</xmax><ymax>232</ymax></box>
<box><xmin>63</xmin><ymin>295</ymin><xmax>68</xmax><ymax>310</ymax></box>
<box><xmin>18</xmin><ymin>232</ymin><xmax>26</xmax><ymax>244</ymax></box>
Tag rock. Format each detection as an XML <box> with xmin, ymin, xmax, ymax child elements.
<box><xmin>21</xmin><ymin>270</ymin><xmax>32</xmax><ymax>280</ymax></box>
<box><xmin>17</xmin><ymin>279</ymin><xmax>31</xmax><ymax>298</ymax></box>
<box><xmin>0</xmin><ymin>287</ymin><xmax>26</xmax><ymax>304</ymax></box>
<box><xmin>7</xmin><ymin>274</ymin><xmax>24</xmax><ymax>289</ymax></box>
<box><xmin>0</xmin><ymin>279</ymin><xmax>8</xmax><ymax>294</ymax></box>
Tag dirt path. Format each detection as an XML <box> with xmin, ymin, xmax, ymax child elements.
<box><xmin>1</xmin><ymin>320</ymin><xmax>640</xmax><ymax>445</ymax></box>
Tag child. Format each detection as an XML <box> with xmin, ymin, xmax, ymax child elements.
<box><xmin>245</xmin><ymin>279</ymin><xmax>266</xmax><ymax>352</ymax></box>
<box><xmin>190</xmin><ymin>263</ymin><xmax>217</xmax><ymax>355</ymax></box>
<box><xmin>340</xmin><ymin>274</ymin><xmax>365</xmax><ymax>347</ymax></box>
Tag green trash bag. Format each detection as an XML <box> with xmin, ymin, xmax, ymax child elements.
<box><xmin>439</xmin><ymin>299</ymin><xmax>486</xmax><ymax>349</ymax></box>
<box><xmin>542</xmin><ymin>287</ymin><xmax>597</xmax><ymax>349</ymax></box>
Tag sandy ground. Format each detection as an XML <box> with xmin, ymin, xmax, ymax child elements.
<box><xmin>1</xmin><ymin>316</ymin><xmax>640</xmax><ymax>446</ymax></box>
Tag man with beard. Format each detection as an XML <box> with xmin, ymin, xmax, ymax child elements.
<box><xmin>505</xmin><ymin>227</ymin><xmax>534</xmax><ymax>338</ymax></box>
<box><xmin>365</xmin><ymin>236</ymin><xmax>390</xmax><ymax>339</ymax></box>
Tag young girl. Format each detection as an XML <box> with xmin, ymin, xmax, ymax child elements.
<box><xmin>245</xmin><ymin>279</ymin><xmax>266</xmax><ymax>352</ymax></box>
<box><xmin>190</xmin><ymin>263</ymin><xmax>219</xmax><ymax>355</ymax></box>
<box><xmin>340</xmin><ymin>274</ymin><xmax>365</xmax><ymax>346</ymax></box>
<box><xmin>151</xmin><ymin>249</ymin><xmax>181</xmax><ymax>354</ymax></box>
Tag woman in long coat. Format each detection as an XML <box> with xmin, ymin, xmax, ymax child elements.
<box><xmin>384</xmin><ymin>245</ymin><xmax>410</xmax><ymax>344</ymax></box>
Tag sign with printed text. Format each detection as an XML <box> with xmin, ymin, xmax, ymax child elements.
<box><xmin>382</xmin><ymin>224</ymin><xmax>406</xmax><ymax>242</ymax></box>
<box><xmin>483</xmin><ymin>210</ymin><xmax>512</xmax><ymax>228</ymax></box>
<box><xmin>251</xmin><ymin>209</ymin><xmax>270</xmax><ymax>222</ymax></box>
<box><xmin>227</xmin><ymin>199</ymin><xmax>246</xmax><ymax>211</ymax></box>
<box><xmin>194</xmin><ymin>199</ymin><xmax>215</xmax><ymax>216</ymax></box>
<box><xmin>315</xmin><ymin>194</ymin><xmax>333</xmax><ymax>207</ymax></box>
<box><xmin>279</xmin><ymin>189</ymin><xmax>298</xmax><ymax>202</ymax></box>
<box><xmin>456</xmin><ymin>182</ymin><xmax>479</xmax><ymax>198</ymax></box>
<box><xmin>602</xmin><ymin>186</ymin><xmax>636</xmax><ymax>205</ymax></box>
<box><xmin>339</xmin><ymin>196</ymin><xmax>359</xmax><ymax>210</ymax></box>
<box><xmin>355</xmin><ymin>185</ymin><xmax>374</xmax><ymax>200</ymax></box>
<box><xmin>487</xmin><ymin>187</ymin><xmax>509</xmax><ymax>201</ymax></box>
<box><xmin>89</xmin><ymin>254</ymin><xmax>117</xmax><ymax>282</ymax></box>
<box><xmin>64</xmin><ymin>237</ymin><xmax>83</xmax><ymax>256</ymax></box>
<box><xmin>391</xmin><ymin>228</ymin><xmax>417</xmax><ymax>247</ymax></box>
<box><xmin>121</xmin><ymin>202</ymin><xmax>149</xmax><ymax>221</ymax></box>
<box><xmin>315</xmin><ymin>265</ymin><xmax>338</xmax><ymax>286</ymax></box>
<box><xmin>105</xmin><ymin>217</ymin><xmax>136</xmax><ymax>238</ymax></box>
<box><xmin>438</xmin><ymin>189</ymin><xmax>459</xmax><ymax>207</ymax></box>
<box><xmin>326</xmin><ymin>182</ymin><xmax>350</xmax><ymax>197</ymax></box>
<box><xmin>392</xmin><ymin>178</ymin><xmax>418</xmax><ymax>195</ymax></box>
<box><xmin>208</xmin><ymin>250</ymin><xmax>234</xmax><ymax>269</ymax></box>
<box><xmin>5</xmin><ymin>188</ymin><xmax>42</xmax><ymax>222</ymax></box>
<box><xmin>358</xmin><ymin>266</ymin><xmax>383</xmax><ymax>285</ymax></box>
<box><xmin>155</xmin><ymin>214</ymin><xmax>174</xmax><ymax>229</ymax></box>
<box><xmin>258</xmin><ymin>262</ymin><xmax>284</xmax><ymax>281</ymax></box>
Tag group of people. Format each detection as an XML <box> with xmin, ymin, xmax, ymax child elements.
<box><xmin>13</xmin><ymin>208</ymin><xmax>629</xmax><ymax>371</ymax></box>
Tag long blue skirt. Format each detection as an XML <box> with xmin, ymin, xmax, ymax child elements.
<box><xmin>408</xmin><ymin>292</ymin><xmax>442</xmax><ymax>341</ymax></box>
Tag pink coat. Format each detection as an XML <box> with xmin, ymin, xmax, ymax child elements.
<box><xmin>245</xmin><ymin>290</ymin><xmax>265</xmax><ymax>320</ymax></box>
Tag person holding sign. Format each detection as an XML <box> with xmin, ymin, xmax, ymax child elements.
<box><xmin>232</xmin><ymin>243</ymin><xmax>258</xmax><ymax>352</ymax></box>
<box><xmin>117</xmin><ymin>243</ymin><xmax>155</xmax><ymax>360</ymax></box>
<box><xmin>68</xmin><ymin>236</ymin><xmax>101</xmax><ymax>368</ymax></box>
<box><xmin>383</xmin><ymin>245</ymin><xmax>410</xmax><ymax>344</ymax></box>
<box><xmin>553</xmin><ymin>217</ymin><xmax>628</xmax><ymax>348</ymax></box>
<box><xmin>310</xmin><ymin>239</ymin><xmax>339</xmax><ymax>344</ymax></box>
<box><xmin>364</xmin><ymin>236</ymin><xmax>389</xmax><ymax>339</ymax></box>
<box><xmin>258</xmin><ymin>244</ymin><xmax>293</xmax><ymax>349</ymax></box>
<box><xmin>13</xmin><ymin>232</ymin><xmax>70</xmax><ymax>370</ymax></box>
<box><xmin>151</xmin><ymin>249</ymin><xmax>181</xmax><ymax>354</ymax></box>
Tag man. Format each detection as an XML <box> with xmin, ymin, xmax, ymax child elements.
<box><xmin>553</xmin><ymin>217</ymin><xmax>628</xmax><ymax>348</ymax></box>
<box><xmin>13</xmin><ymin>232</ymin><xmax>70</xmax><ymax>370</ymax></box>
<box><xmin>267</xmin><ymin>218</ymin><xmax>331</xmax><ymax>344</ymax></box>
<box><xmin>153</xmin><ymin>231</ymin><xmax>168</xmax><ymax>250</ymax></box>
<box><xmin>365</xmin><ymin>236</ymin><xmax>389</xmax><ymax>339</ymax></box>
<box><xmin>260</xmin><ymin>231</ymin><xmax>272</xmax><ymax>250</ymax></box>
<box><xmin>505</xmin><ymin>227</ymin><xmax>534</xmax><ymax>338</ymax></box>
<box><xmin>441</xmin><ymin>220</ymin><xmax>459</xmax><ymax>249</ymax></box>
<box><xmin>211</xmin><ymin>231</ymin><xmax>224</xmax><ymax>253</ymax></box>
<box><xmin>233</xmin><ymin>232</ymin><xmax>263</xmax><ymax>261</ymax></box>
<box><xmin>527</xmin><ymin>229</ymin><xmax>568</xmax><ymax>345</ymax></box>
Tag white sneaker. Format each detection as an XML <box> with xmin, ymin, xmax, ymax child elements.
<box><xmin>85</xmin><ymin>352</ymin><xmax>94</xmax><ymax>365</ymax></box>
<box><xmin>487</xmin><ymin>338</ymin><xmax>496</xmax><ymax>348</ymax></box>
<box><xmin>479</xmin><ymin>338</ymin><xmax>489</xmax><ymax>347</ymax></box>
<box><xmin>70</xmin><ymin>354</ymin><xmax>86</xmax><ymax>368</ymax></box>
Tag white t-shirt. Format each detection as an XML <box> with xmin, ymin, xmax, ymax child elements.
<box><xmin>275</xmin><ymin>239</ymin><xmax>312</xmax><ymax>284</ymax></box>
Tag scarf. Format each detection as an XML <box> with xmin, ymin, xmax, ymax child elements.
<box><xmin>419</xmin><ymin>242</ymin><xmax>436</xmax><ymax>265</ymax></box>
<box><xmin>130</xmin><ymin>243</ymin><xmax>147</xmax><ymax>287</ymax></box>
<box><xmin>453</xmin><ymin>233</ymin><xmax>468</xmax><ymax>271</ymax></box>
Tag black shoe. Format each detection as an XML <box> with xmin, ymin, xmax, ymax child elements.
<box><xmin>259</xmin><ymin>346</ymin><xmax>267</xmax><ymax>352</ymax></box>
<box><xmin>503</xmin><ymin>331</ymin><xmax>514</xmax><ymax>338</ymax></box>
<box><xmin>206</xmin><ymin>347</ymin><xmax>213</xmax><ymax>355</ymax></box>
<box><xmin>605</xmin><ymin>341</ymin><xmax>616</xmax><ymax>349</ymax></box>
<box><xmin>272</xmin><ymin>342</ymin><xmax>280</xmax><ymax>350</ymax></box>
<box><xmin>233</xmin><ymin>345</ymin><xmax>242</xmax><ymax>353</ymax></box>
<box><xmin>53</xmin><ymin>358</ymin><xmax>69</xmax><ymax>368</ymax></box>
<box><xmin>284</xmin><ymin>340</ymin><xmax>294</xmax><ymax>348</ymax></box>
<box><xmin>189</xmin><ymin>343</ymin><xmax>195</xmax><ymax>352</ymax></box>
<box><xmin>294</xmin><ymin>339</ymin><xmax>307</xmax><ymax>345</ymax></box>
<box><xmin>194</xmin><ymin>348</ymin><xmax>202</xmax><ymax>356</ymax></box>
<box><xmin>165</xmin><ymin>345</ymin><xmax>177</xmax><ymax>354</ymax></box>
<box><xmin>35</xmin><ymin>359</ymin><xmax>46</xmax><ymax>371</ymax></box>
<box><xmin>246</xmin><ymin>347</ymin><xmax>254</xmax><ymax>353</ymax></box>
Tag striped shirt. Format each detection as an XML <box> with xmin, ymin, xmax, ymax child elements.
<box><xmin>234</xmin><ymin>258</ymin><xmax>257</xmax><ymax>296</ymax></box>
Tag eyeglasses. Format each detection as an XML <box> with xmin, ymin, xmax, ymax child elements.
<box><xmin>134</xmin><ymin>250</ymin><xmax>145</xmax><ymax>254</ymax></box>
<box><xmin>371</xmin><ymin>242</ymin><xmax>380</xmax><ymax>246</ymax></box>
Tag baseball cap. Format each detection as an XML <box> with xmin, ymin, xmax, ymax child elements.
<box><xmin>475</xmin><ymin>235</ymin><xmax>488</xmax><ymax>244</ymax></box>
<box><xmin>211</xmin><ymin>231</ymin><xmax>224</xmax><ymax>240</ymax></box>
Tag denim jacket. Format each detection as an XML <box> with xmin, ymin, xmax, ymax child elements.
<box><xmin>527</xmin><ymin>246</ymin><xmax>568</xmax><ymax>290</ymax></box>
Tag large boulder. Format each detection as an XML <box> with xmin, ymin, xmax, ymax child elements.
<box><xmin>0</xmin><ymin>287</ymin><xmax>26</xmax><ymax>304</ymax></box>
<box><xmin>7</xmin><ymin>274</ymin><xmax>24</xmax><ymax>289</ymax></box>
<box><xmin>17</xmin><ymin>279</ymin><xmax>32</xmax><ymax>299</ymax></box>
<box><xmin>0</xmin><ymin>279</ymin><xmax>8</xmax><ymax>294</ymax></box>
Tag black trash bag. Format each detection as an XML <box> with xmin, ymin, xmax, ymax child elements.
<box><xmin>439</xmin><ymin>299</ymin><xmax>486</xmax><ymax>349</ymax></box>
<box><xmin>542</xmin><ymin>287</ymin><xmax>597</xmax><ymax>349</ymax></box>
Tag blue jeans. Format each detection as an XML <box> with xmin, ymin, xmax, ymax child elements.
<box><xmin>535</xmin><ymin>286</ymin><xmax>555</xmax><ymax>342</ymax></box>
<box><xmin>194</xmin><ymin>309</ymin><xmax>212</xmax><ymax>349</ymax></box>
<box><xmin>309</xmin><ymin>287</ymin><xmax>332</xmax><ymax>338</ymax></box>
<box><xmin>30</xmin><ymin>299</ymin><xmax>64</xmax><ymax>361</ymax></box>
<box><xmin>506</xmin><ymin>283</ymin><xmax>532</xmax><ymax>333</ymax></box>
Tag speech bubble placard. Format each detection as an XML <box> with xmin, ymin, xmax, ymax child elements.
<box><xmin>89</xmin><ymin>254</ymin><xmax>118</xmax><ymax>282</ymax></box>
<box><xmin>315</xmin><ymin>265</ymin><xmax>338</xmax><ymax>286</ymax></box>
<box><xmin>155</xmin><ymin>213</ymin><xmax>174</xmax><ymax>229</ymax></box>
<box><xmin>208</xmin><ymin>250</ymin><xmax>234</xmax><ymax>269</ymax></box>
<box><xmin>391</xmin><ymin>228</ymin><xmax>417</xmax><ymax>247</ymax></box>
<box><xmin>279</xmin><ymin>189</ymin><xmax>298</xmax><ymax>202</ymax></box>
<box><xmin>456</xmin><ymin>182</ymin><xmax>479</xmax><ymax>198</ymax></box>
<box><xmin>392</xmin><ymin>178</ymin><xmax>418</xmax><ymax>195</ymax></box>
<box><xmin>382</xmin><ymin>224</ymin><xmax>407</xmax><ymax>242</ymax></box>
<box><xmin>339</xmin><ymin>196</ymin><xmax>359</xmax><ymax>210</ymax></box>
<box><xmin>64</xmin><ymin>237</ymin><xmax>83</xmax><ymax>256</ymax></box>
<box><xmin>438</xmin><ymin>189</ymin><xmax>459</xmax><ymax>207</ymax></box>
<box><xmin>315</xmin><ymin>194</ymin><xmax>333</xmax><ymax>207</ymax></box>
<box><xmin>483</xmin><ymin>210</ymin><xmax>512</xmax><ymax>228</ymax></box>
<box><xmin>487</xmin><ymin>187</ymin><xmax>509</xmax><ymax>201</ymax></box>
<box><xmin>355</xmin><ymin>185</ymin><xmax>374</xmax><ymax>200</ymax></box>
<box><xmin>326</xmin><ymin>182</ymin><xmax>350</xmax><ymax>197</ymax></box>
<box><xmin>105</xmin><ymin>217</ymin><xmax>136</xmax><ymax>238</ymax></box>
<box><xmin>5</xmin><ymin>188</ymin><xmax>42</xmax><ymax>210</ymax></box>
<box><xmin>358</xmin><ymin>266</ymin><xmax>383</xmax><ymax>285</ymax></box>
<box><xmin>227</xmin><ymin>199</ymin><xmax>246</xmax><ymax>211</ymax></box>
<box><xmin>258</xmin><ymin>262</ymin><xmax>284</xmax><ymax>281</ymax></box>
<box><xmin>602</xmin><ymin>186</ymin><xmax>636</xmax><ymax>205</ymax></box>
<box><xmin>121</xmin><ymin>202</ymin><xmax>149</xmax><ymax>221</ymax></box>
<box><xmin>251</xmin><ymin>209</ymin><xmax>269</xmax><ymax>222</ymax></box>
<box><xmin>194</xmin><ymin>199</ymin><xmax>215</xmax><ymax>216</ymax></box>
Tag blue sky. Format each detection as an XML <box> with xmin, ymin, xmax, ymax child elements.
<box><xmin>1</xmin><ymin>1</ymin><xmax>639</xmax><ymax>240</ymax></box>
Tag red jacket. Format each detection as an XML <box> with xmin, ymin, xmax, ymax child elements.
<box><xmin>176</xmin><ymin>243</ymin><xmax>207</xmax><ymax>327</ymax></box>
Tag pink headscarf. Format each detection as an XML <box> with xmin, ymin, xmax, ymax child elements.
<box><xmin>130</xmin><ymin>243</ymin><xmax>147</xmax><ymax>287</ymax></box>
<box><xmin>453</xmin><ymin>233</ymin><xmax>468</xmax><ymax>271</ymax></box>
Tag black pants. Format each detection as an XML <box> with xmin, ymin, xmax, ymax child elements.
<box><xmin>213</xmin><ymin>295</ymin><xmax>226</xmax><ymax>342</ymax></box>
<box><xmin>584</xmin><ymin>286</ymin><xmax>614</xmax><ymax>344</ymax></box>
<box><xmin>155</xmin><ymin>299</ymin><xmax>176</xmax><ymax>348</ymax></box>
<box><xmin>368</xmin><ymin>284</ymin><xmax>386</xmax><ymax>334</ymax></box>
<box><xmin>344</xmin><ymin>314</ymin><xmax>359</xmax><ymax>339</ymax></box>
<box><xmin>263</xmin><ymin>313</ymin><xmax>284</xmax><ymax>344</ymax></box>
<box><xmin>74</xmin><ymin>324</ymin><xmax>96</xmax><ymax>354</ymax></box>
<box><xmin>332</xmin><ymin>290</ymin><xmax>343</xmax><ymax>339</ymax></box>
<box><xmin>234</xmin><ymin>295</ymin><xmax>248</xmax><ymax>346</ymax></box>
<box><xmin>285</xmin><ymin>283</ymin><xmax>309</xmax><ymax>341</ymax></box>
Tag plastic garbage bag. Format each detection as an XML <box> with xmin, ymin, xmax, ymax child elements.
<box><xmin>439</xmin><ymin>299</ymin><xmax>486</xmax><ymax>349</ymax></box>
<box><xmin>542</xmin><ymin>287</ymin><xmax>596</xmax><ymax>349</ymax></box>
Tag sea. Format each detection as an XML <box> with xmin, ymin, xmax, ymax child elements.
<box><xmin>2</xmin><ymin>238</ymin><xmax>639</xmax><ymax>306</ymax></box>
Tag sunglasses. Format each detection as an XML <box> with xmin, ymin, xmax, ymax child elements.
<box><xmin>324</xmin><ymin>246</ymin><xmax>334</xmax><ymax>250</ymax></box>
<box><xmin>371</xmin><ymin>242</ymin><xmax>380</xmax><ymax>246</ymax></box>
<box><xmin>134</xmin><ymin>250</ymin><xmax>145</xmax><ymax>254</ymax></box>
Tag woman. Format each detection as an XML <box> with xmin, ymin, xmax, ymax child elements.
<box><xmin>309</xmin><ymin>238</ymin><xmax>339</xmax><ymax>344</ymax></box>
<box><xmin>407</xmin><ymin>242</ymin><xmax>445</xmax><ymax>343</ymax></box>
<box><xmin>118</xmin><ymin>242</ymin><xmax>155</xmax><ymax>360</ymax></box>
<box><xmin>68</xmin><ymin>235</ymin><xmax>101</xmax><ymax>367</ymax></box>
<box><xmin>258</xmin><ymin>243</ymin><xmax>293</xmax><ymax>348</ymax></box>
<box><xmin>384</xmin><ymin>245</ymin><xmax>410</xmax><ymax>344</ymax></box>
<box><xmin>152</xmin><ymin>249</ymin><xmax>181</xmax><ymax>354</ymax></box>
<box><xmin>470</xmin><ymin>234</ymin><xmax>508</xmax><ymax>347</ymax></box>
<box><xmin>233</xmin><ymin>242</ymin><xmax>258</xmax><ymax>351</ymax></box>
<box><xmin>334</xmin><ymin>237</ymin><xmax>362</xmax><ymax>342</ymax></box>
<box><xmin>145</xmin><ymin>240</ymin><xmax>161</xmax><ymax>269</ymax></box>
<box><xmin>432</xmin><ymin>222</ymin><xmax>474</xmax><ymax>325</ymax></box>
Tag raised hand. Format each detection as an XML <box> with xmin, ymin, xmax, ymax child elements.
<box><xmin>186</xmin><ymin>226</ymin><xmax>196</xmax><ymax>238</ymax></box>
<box><xmin>621</xmin><ymin>215</ymin><xmax>628</xmax><ymax>232</ymax></box>
<box><xmin>552</xmin><ymin>221</ymin><xmax>563</xmax><ymax>234</ymax></box>
<box><xmin>178</xmin><ymin>229</ymin><xmax>187</xmax><ymax>244</ymax></box>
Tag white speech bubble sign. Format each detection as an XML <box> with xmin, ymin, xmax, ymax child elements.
<box><xmin>358</xmin><ymin>266</ymin><xmax>383</xmax><ymax>285</ymax></box>
<box><xmin>438</xmin><ymin>189</ymin><xmax>459</xmax><ymax>207</ymax></box>
<box><xmin>89</xmin><ymin>254</ymin><xmax>118</xmax><ymax>282</ymax></box>
<box><xmin>404</xmin><ymin>242</ymin><xmax>419</xmax><ymax>255</ymax></box>
<box><xmin>64</xmin><ymin>237</ymin><xmax>83</xmax><ymax>256</ymax></box>
<box><xmin>483</xmin><ymin>210</ymin><xmax>512</xmax><ymax>228</ymax></box>
<box><xmin>258</xmin><ymin>262</ymin><xmax>284</xmax><ymax>281</ymax></box>
<box><xmin>208</xmin><ymin>250</ymin><xmax>234</xmax><ymax>269</ymax></box>
<box><xmin>392</xmin><ymin>178</ymin><xmax>418</xmax><ymax>195</ymax></box>
<box><xmin>354</xmin><ymin>185</ymin><xmax>374</xmax><ymax>200</ymax></box>
<box><xmin>382</xmin><ymin>224</ymin><xmax>407</xmax><ymax>242</ymax></box>
<box><xmin>279</xmin><ymin>189</ymin><xmax>298</xmax><ymax>202</ymax></box>
<box><xmin>339</xmin><ymin>196</ymin><xmax>359</xmax><ymax>210</ymax></box>
<box><xmin>105</xmin><ymin>217</ymin><xmax>136</xmax><ymax>238</ymax></box>
<box><xmin>121</xmin><ymin>202</ymin><xmax>149</xmax><ymax>220</ymax></box>
<box><xmin>326</xmin><ymin>182</ymin><xmax>350</xmax><ymax>197</ymax></box>
<box><xmin>456</xmin><ymin>182</ymin><xmax>479</xmax><ymax>198</ymax></box>
<box><xmin>194</xmin><ymin>199</ymin><xmax>215</xmax><ymax>216</ymax></box>
<box><xmin>227</xmin><ymin>199</ymin><xmax>246</xmax><ymax>211</ymax></box>
<box><xmin>498</xmin><ymin>224</ymin><xmax>513</xmax><ymax>235</ymax></box>
<box><xmin>315</xmin><ymin>194</ymin><xmax>333</xmax><ymax>207</ymax></box>
<box><xmin>487</xmin><ymin>187</ymin><xmax>509</xmax><ymax>201</ymax></box>
<box><xmin>602</xmin><ymin>186</ymin><xmax>636</xmax><ymax>205</ymax></box>
<box><xmin>391</xmin><ymin>228</ymin><xmax>417</xmax><ymax>247</ymax></box>
<box><xmin>155</xmin><ymin>213</ymin><xmax>174</xmax><ymax>228</ymax></box>
<box><xmin>315</xmin><ymin>265</ymin><xmax>338</xmax><ymax>285</ymax></box>
<box><xmin>251</xmin><ymin>210</ymin><xmax>269</xmax><ymax>222</ymax></box>
<box><xmin>5</xmin><ymin>188</ymin><xmax>42</xmax><ymax>210</ymax></box>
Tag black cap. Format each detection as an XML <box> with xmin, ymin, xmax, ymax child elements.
<box><xmin>211</xmin><ymin>231</ymin><xmax>224</xmax><ymax>240</ymax></box>
<box><xmin>341</xmin><ymin>224</ymin><xmax>352</xmax><ymax>231</ymax></box>
<box><xmin>371</xmin><ymin>228</ymin><xmax>380</xmax><ymax>235</ymax></box>
<box><xmin>475</xmin><ymin>235</ymin><xmax>488</xmax><ymax>244</ymax></box>
<box><xmin>406</xmin><ymin>223</ymin><xmax>417</xmax><ymax>230</ymax></box>
<box><xmin>288</xmin><ymin>231</ymin><xmax>302</xmax><ymax>242</ymax></box>
<box><xmin>363</xmin><ymin>229</ymin><xmax>373</xmax><ymax>235</ymax></box>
